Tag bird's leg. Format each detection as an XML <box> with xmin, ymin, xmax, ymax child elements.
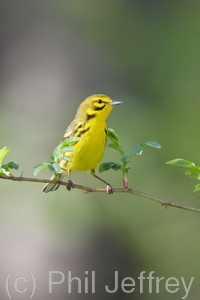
<box><xmin>67</xmin><ymin>170</ymin><xmax>74</xmax><ymax>191</ymax></box>
<box><xmin>90</xmin><ymin>169</ymin><xmax>113</xmax><ymax>194</ymax></box>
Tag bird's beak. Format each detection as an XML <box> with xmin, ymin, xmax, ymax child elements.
<box><xmin>109</xmin><ymin>101</ymin><xmax>123</xmax><ymax>106</ymax></box>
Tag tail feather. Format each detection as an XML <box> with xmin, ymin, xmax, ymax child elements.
<box><xmin>42</xmin><ymin>174</ymin><xmax>64</xmax><ymax>193</ymax></box>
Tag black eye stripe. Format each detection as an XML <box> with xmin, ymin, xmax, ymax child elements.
<box><xmin>94</xmin><ymin>104</ymin><xmax>106</xmax><ymax>111</ymax></box>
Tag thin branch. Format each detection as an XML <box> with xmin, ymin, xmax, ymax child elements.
<box><xmin>0</xmin><ymin>174</ymin><xmax>200</xmax><ymax>213</ymax></box>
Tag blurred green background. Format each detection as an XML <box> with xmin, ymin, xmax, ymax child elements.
<box><xmin>1</xmin><ymin>0</ymin><xmax>200</xmax><ymax>299</ymax></box>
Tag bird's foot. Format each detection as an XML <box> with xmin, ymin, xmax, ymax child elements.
<box><xmin>106</xmin><ymin>184</ymin><xmax>113</xmax><ymax>194</ymax></box>
<box><xmin>67</xmin><ymin>180</ymin><xmax>74</xmax><ymax>191</ymax></box>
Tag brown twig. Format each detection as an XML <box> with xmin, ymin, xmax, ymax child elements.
<box><xmin>0</xmin><ymin>174</ymin><xmax>200</xmax><ymax>213</ymax></box>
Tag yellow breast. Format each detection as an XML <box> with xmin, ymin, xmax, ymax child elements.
<box><xmin>60</xmin><ymin>122</ymin><xmax>107</xmax><ymax>172</ymax></box>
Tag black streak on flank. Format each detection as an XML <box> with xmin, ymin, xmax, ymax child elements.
<box><xmin>73</xmin><ymin>123</ymin><xmax>83</xmax><ymax>136</ymax></box>
<box><xmin>94</xmin><ymin>105</ymin><xmax>106</xmax><ymax>111</ymax></box>
<box><xmin>104</xmin><ymin>127</ymin><xmax>107</xmax><ymax>146</ymax></box>
<box><xmin>86</xmin><ymin>113</ymin><xmax>96</xmax><ymax>121</ymax></box>
<box><xmin>78</xmin><ymin>127</ymin><xmax>90</xmax><ymax>137</ymax></box>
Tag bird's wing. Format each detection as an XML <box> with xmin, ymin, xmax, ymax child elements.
<box><xmin>61</xmin><ymin>118</ymin><xmax>85</xmax><ymax>142</ymax></box>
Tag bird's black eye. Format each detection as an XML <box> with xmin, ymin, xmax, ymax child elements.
<box><xmin>96</xmin><ymin>99</ymin><xmax>103</xmax><ymax>104</ymax></box>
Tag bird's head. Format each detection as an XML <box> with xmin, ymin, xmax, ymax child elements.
<box><xmin>77</xmin><ymin>94</ymin><xmax>122</xmax><ymax>121</ymax></box>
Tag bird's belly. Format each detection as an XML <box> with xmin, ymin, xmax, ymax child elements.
<box><xmin>61</xmin><ymin>128</ymin><xmax>106</xmax><ymax>172</ymax></box>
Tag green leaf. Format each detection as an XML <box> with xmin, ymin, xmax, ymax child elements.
<box><xmin>107</xmin><ymin>128</ymin><xmax>120</xmax><ymax>146</ymax></box>
<box><xmin>112</xmin><ymin>163</ymin><xmax>121</xmax><ymax>171</ymax></box>
<box><xmin>99</xmin><ymin>162</ymin><xmax>116</xmax><ymax>173</ymax></box>
<box><xmin>35</xmin><ymin>136</ymin><xmax>79</xmax><ymax>176</ymax></box>
<box><xmin>58</xmin><ymin>154</ymin><xmax>72</xmax><ymax>162</ymax></box>
<box><xmin>0</xmin><ymin>147</ymin><xmax>9</xmax><ymax>165</ymax></box>
<box><xmin>185</xmin><ymin>169</ymin><xmax>200</xmax><ymax>180</ymax></box>
<box><xmin>131</xmin><ymin>144</ymin><xmax>143</xmax><ymax>155</ymax></box>
<box><xmin>9</xmin><ymin>161</ymin><xmax>19</xmax><ymax>170</ymax></box>
<box><xmin>52</xmin><ymin>163</ymin><xmax>61</xmax><ymax>174</ymax></box>
<box><xmin>99</xmin><ymin>162</ymin><xmax>122</xmax><ymax>173</ymax></box>
<box><xmin>48</xmin><ymin>163</ymin><xmax>61</xmax><ymax>174</ymax></box>
<box><xmin>194</xmin><ymin>184</ymin><xmax>200</xmax><ymax>192</ymax></box>
<box><xmin>34</xmin><ymin>163</ymin><xmax>50</xmax><ymax>176</ymax></box>
<box><xmin>107</xmin><ymin>143</ymin><xmax>125</xmax><ymax>156</ymax></box>
<box><xmin>53</xmin><ymin>137</ymin><xmax>80</xmax><ymax>157</ymax></box>
<box><xmin>1</xmin><ymin>161</ymin><xmax>19</xmax><ymax>171</ymax></box>
<box><xmin>62</xmin><ymin>137</ymin><xmax>81</xmax><ymax>145</ymax></box>
<box><xmin>60</xmin><ymin>146</ymin><xmax>75</xmax><ymax>153</ymax></box>
<box><xmin>60</xmin><ymin>137</ymin><xmax>81</xmax><ymax>150</ymax></box>
<box><xmin>144</xmin><ymin>141</ymin><xmax>162</xmax><ymax>149</ymax></box>
<box><xmin>166</xmin><ymin>159</ymin><xmax>195</xmax><ymax>168</ymax></box>
<box><xmin>51</xmin><ymin>155</ymin><xmax>56</xmax><ymax>162</ymax></box>
<box><xmin>131</xmin><ymin>141</ymin><xmax>161</xmax><ymax>156</ymax></box>
<box><xmin>53</xmin><ymin>146</ymin><xmax>60</xmax><ymax>157</ymax></box>
<box><xmin>121</xmin><ymin>155</ymin><xmax>131</xmax><ymax>163</ymax></box>
<box><xmin>0</xmin><ymin>168</ymin><xmax>10</xmax><ymax>176</ymax></box>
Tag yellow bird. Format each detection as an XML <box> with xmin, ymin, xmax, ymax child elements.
<box><xmin>42</xmin><ymin>94</ymin><xmax>122</xmax><ymax>193</ymax></box>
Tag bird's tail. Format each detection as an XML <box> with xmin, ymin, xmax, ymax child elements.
<box><xmin>42</xmin><ymin>174</ymin><xmax>65</xmax><ymax>193</ymax></box>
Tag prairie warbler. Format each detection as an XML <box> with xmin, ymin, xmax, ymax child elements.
<box><xmin>43</xmin><ymin>94</ymin><xmax>122</xmax><ymax>193</ymax></box>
